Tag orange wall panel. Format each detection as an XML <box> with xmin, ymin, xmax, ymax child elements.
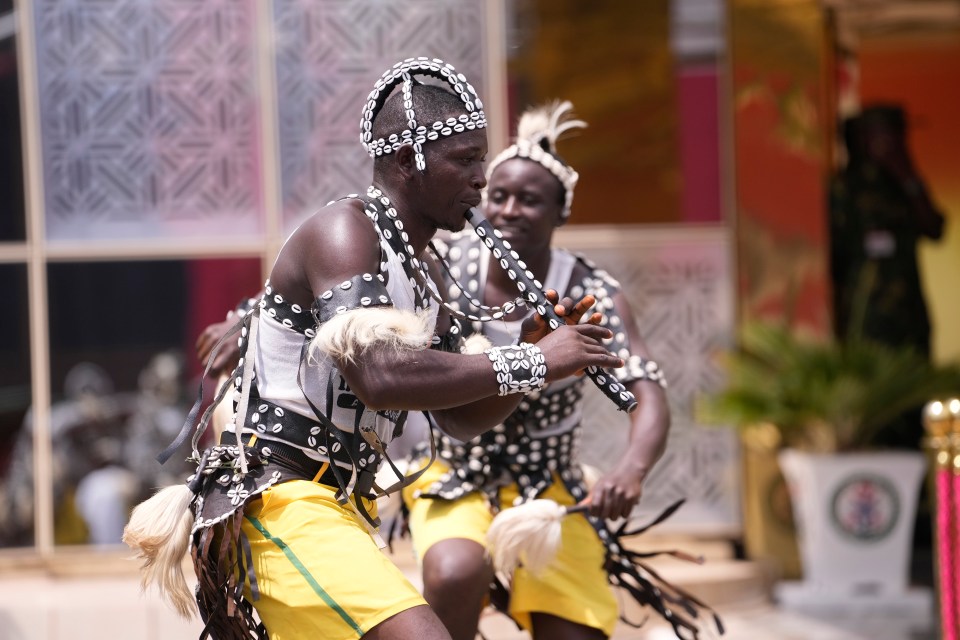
<box><xmin>859</xmin><ymin>32</ymin><xmax>960</xmax><ymax>363</ymax></box>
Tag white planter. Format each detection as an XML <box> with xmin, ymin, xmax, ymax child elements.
<box><xmin>777</xmin><ymin>449</ymin><xmax>926</xmax><ymax>599</ymax></box>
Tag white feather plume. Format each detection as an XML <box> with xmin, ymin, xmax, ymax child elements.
<box><xmin>486</xmin><ymin>499</ymin><xmax>567</xmax><ymax>577</ymax></box>
<box><xmin>515</xmin><ymin>100</ymin><xmax>587</xmax><ymax>154</ymax></box>
<box><xmin>122</xmin><ymin>485</ymin><xmax>196</xmax><ymax>618</ymax></box>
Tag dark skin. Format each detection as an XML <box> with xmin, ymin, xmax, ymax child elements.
<box><xmin>195</xmin><ymin>314</ymin><xmax>250</xmax><ymax>376</ymax></box>
<box><xmin>195</xmin><ymin>126</ymin><xmax>624</xmax><ymax>640</ymax></box>
<box><xmin>421</xmin><ymin>157</ymin><xmax>670</xmax><ymax>640</ymax></box>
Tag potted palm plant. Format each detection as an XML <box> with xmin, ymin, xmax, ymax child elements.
<box><xmin>700</xmin><ymin>318</ymin><xmax>960</xmax><ymax>609</ymax></box>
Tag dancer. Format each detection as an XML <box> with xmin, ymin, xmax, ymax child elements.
<box><xmin>402</xmin><ymin>101</ymin><xmax>708</xmax><ymax>640</ymax></box>
<box><xmin>124</xmin><ymin>61</ymin><xmax>623</xmax><ymax>640</ymax></box>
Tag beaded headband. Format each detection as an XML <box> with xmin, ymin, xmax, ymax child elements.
<box><xmin>360</xmin><ymin>57</ymin><xmax>487</xmax><ymax>171</ymax></box>
<box><xmin>485</xmin><ymin>100</ymin><xmax>586</xmax><ymax>220</ymax></box>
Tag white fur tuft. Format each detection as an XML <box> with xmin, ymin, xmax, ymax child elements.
<box><xmin>461</xmin><ymin>333</ymin><xmax>493</xmax><ymax>355</ymax></box>
<box><xmin>122</xmin><ymin>485</ymin><xmax>196</xmax><ymax>618</ymax></box>
<box><xmin>486</xmin><ymin>499</ymin><xmax>567</xmax><ymax>577</ymax></box>
<box><xmin>309</xmin><ymin>307</ymin><xmax>433</xmax><ymax>364</ymax></box>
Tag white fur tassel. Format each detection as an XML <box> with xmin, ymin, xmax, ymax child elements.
<box><xmin>461</xmin><ymin>333</ymin><xmax>493</xmax><ymax>355</ymax></box>
<box><xmin>486</xmin><ymin>499</ymin><xmax>568</xmax><ymax>577</ymax></box>
<box><xmin>122</xmin><ymin>485</ymin><xmax>197</xmax><ymax>618</ymax></box>
<box><xmin>309</xmin><ymin>307</ymin><xmax>433</xmax><ymax>364</ymax></box>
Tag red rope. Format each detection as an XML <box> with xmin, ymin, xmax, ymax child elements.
<box><xmin>936</xmin><ymin>464</ymin><xmax>957</xmax><ymax>640</ymax></box>
<box><xmin>951</xmin><ymin>452</ymin><xmax>960</xmax><ymax>640</ymax></box>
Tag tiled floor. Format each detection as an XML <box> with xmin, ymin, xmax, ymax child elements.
<box><xmin>0</xmin><ymin>542</ymin><xmax>939</xmax><ymax>640</ymax></box>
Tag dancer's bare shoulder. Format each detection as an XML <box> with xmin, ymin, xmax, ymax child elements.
<box><xmin>271</xmin><ymin>199</ymin><xmax>381</xmax><ymax>305</ymax></box>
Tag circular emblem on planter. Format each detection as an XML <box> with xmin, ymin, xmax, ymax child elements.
<box><xmin>830</xmin><ymin>473</ymin><xmax>900</xmax><ymax>542</ymax></box>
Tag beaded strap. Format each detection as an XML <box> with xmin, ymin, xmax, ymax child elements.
<box><xmin>429</xmin><ymin>238</ymin><xmax>527</xmax><ymax>320</ymax></box>
<box><xmin>364</xmin><ymin>186</ymin><xmax>525</xmax><ymax>324</ymax></box>
<box><xmin>311</xmin><ymin>273</ymin><xmax>391</xmax><ymax>325</ymax></box>
<box><xmin>485</xmin><ymin>343</ymin><xmax>546</xmax><ymax>396</ymax></box>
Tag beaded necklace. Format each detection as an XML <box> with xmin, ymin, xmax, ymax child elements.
<box><xmin>363</xmin><ymin>185</ymin><xmax>527</xmax><ymax>323</ymax></box>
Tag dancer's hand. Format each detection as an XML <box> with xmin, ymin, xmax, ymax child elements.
<box><xmin>520</xmin><ymin>290</ymin><xmax>602</xmax><ymax>345</ymax></box>
<box><xmin>586</xmin><ymin>465</ymin><xmax>645</xmax><ymax>521</ymax></box>
<box><xmin>196</xmin><ymin>318</ymin><xmax>241</xmax><ymax>377</ymax></box>
<box><xmin>535</xmin><ymin>323</ymin><xmax>622</xmax><ymax>383</ymax></box>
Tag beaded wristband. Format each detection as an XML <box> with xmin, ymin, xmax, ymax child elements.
<box><xmin>231</xmin><ymin>295</ymin><xmax>260</xmax><ymax>319</ymax></box>
<box><xmin>485</xmin><ymin>343</ymin><xmax>547</xmax><ymax>396</ymax></box>
<box><xmin>624</xmin><ymin>355</ymin><xmax>668</xmax><ymax>389</ymax></box>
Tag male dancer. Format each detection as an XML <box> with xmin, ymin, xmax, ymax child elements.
<box><xmin>126</xmin><ymin>62</ymin><xmax>622</xmax><ymax>640</ymax></box>
<box><xmin>403</xmin><ymin>101</ymin><xmax>693</xmax><ymax>640</ymax></box>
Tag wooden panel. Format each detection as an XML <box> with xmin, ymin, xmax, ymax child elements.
<box><xmin>506</xmin><ymin>0</ymin><xmax>680</xmax><ymax>225</ymax></box>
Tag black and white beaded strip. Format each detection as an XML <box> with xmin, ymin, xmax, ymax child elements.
<box><xmin>487</xmin><ymin>140</ymin><xmax>579</xmax><ymax>220</ymax></box>
<box><xmin>311</xmin><ymin>273</ymin><xmax>392</xmax><ymax>325</ymax></box>
<box><xmin>429</xmin><ymin>238</ymin><xmax>528</xmax><ymax>320</ymax></box>
<box><xmin>465</xmin><ymin>208</ymin><xmax>638</xmax><ymax>413</ymax></box>
<box><xmin>360</xmin><ymin>57</ymin><xmax>487</xmax><ymax>171</ymax></box>
<box><xmin>365</xmin><ymin>186</ymin><xmax>525</xmax><ymax>324</ymax></box>
<box><xmin>624</xmin><ymin>355</ymin><xmax>668</xmax><ymax>389</ymax></box>
<box><xmin>485</xmin><ymin>343</ymin><xmax>546</xmax><ymax>396</ymax></box>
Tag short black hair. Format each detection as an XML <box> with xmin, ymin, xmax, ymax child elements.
<box><xmin>372</xmin><ymin>83</ymin><xmax>464</xmax><ymax>173</ymax></box>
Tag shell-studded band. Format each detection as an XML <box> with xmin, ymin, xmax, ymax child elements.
<box><xmin>360</xmin><ymin>57</ymin><xmax>487</xmax><ymax>170</ymax></box>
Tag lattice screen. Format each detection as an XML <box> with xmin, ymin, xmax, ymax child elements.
<box><xmin>568</xmin><ymin>228</ymin><xmax>742</xmax><ymax>530</ymax></box>
<box><xmin>34</xmin><ymin>0</ymin><xmax>264</xmax><ymax>240</ymax></box>
<box><xmin>272</xmin><ymin>0</ymin><xmax>487</xmax><ymax>230</ymax></box>
<box><xmin>33</xmin><ymin>0</ymin><xmax>487</xmax><ymax>240</ymax></box>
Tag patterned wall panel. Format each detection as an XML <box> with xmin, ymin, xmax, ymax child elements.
<box><xmin>34</xmin><ymin>0</ymin><xmax>263</xmax><ymax>241</ymax></box>
<box><xmin>272</xmin><ymin>0</ymin><xmax>487</xmax><ymax>230</ymax></box>
<box><xmin>555</xmin><ymin>225</ymin><xmax>742</xmax><ymax>531</ymax></box>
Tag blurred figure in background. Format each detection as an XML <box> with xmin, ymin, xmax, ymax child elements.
<box><xmin>830</xmin><ymin>104</ymin><xmax>945</xmax><ymax>360</ymax></box>
<box><xmin>829</xmin><ymin>104</ymin><xmax>946</xmax><ymax>451</ymax></box>
<box><xmin>0</xmin><ymin>354</ymin><xmax>190</xmax><ymax>546</ymax></box>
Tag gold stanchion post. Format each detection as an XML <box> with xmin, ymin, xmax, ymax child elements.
<box><xmin>924</xmin><ymin>398</ymin><xmax>959</xmax><ymax>640</ymax></box>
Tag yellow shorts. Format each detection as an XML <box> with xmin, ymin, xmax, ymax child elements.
<box><xmin>402</xmin><ymin>461</ymin><xmax>618</xmax><ymax>636</ymax></box>
<box><xmin>242</xmin><ymin>480</ymin><xmax>426</xmax><ymax>640</ymax></box>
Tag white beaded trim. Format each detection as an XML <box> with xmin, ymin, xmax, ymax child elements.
<box><xmin>485</xmin><ymin>343</ymin><xmax>547</xmax><ymax>396</ymax></box>
<box><xmin>360</xmin><ymin>57</ymin><xmax>487</xmax><ymax>171</ymax></box>
<box><xmin>366</xmin><ymin>186</ymin><xmax>525</xmax><ymax>323</ymax></box>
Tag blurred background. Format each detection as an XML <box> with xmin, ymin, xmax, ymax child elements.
<box><xmin>0</xmin><ymin>0</ymin><xmax>958</xmax><ymax>638</ymax></box>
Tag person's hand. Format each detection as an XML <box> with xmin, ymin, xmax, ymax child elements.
<box><xmin>519</xmin><ymin>290</ymin><xmax>602</xmax><ymax>345</ymax></box>
<box><xmin>585</xmin><ymin>464</ymin><xmax>645</xmax><ymax>521</ymax></box>
<box><xmin>195</xmin><ymin>318</ymin><xmax>241</xmax><ymax>377</ymax></box>
<box><xmin>535</xmin><ymin>323</ymin><xmax>622</xmax><ymax>383</ymax></box>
